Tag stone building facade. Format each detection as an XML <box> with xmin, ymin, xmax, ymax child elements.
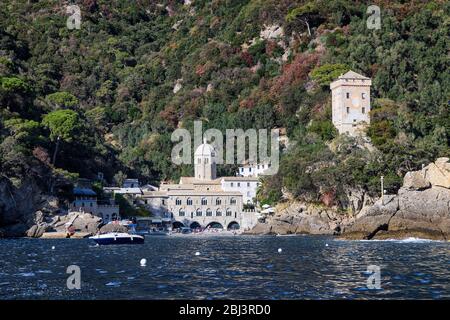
<box><xmin>330</xmin><ymin>70</ymin><xmax>371</xmax><ymax>136</ymax></box>
<box><xmin>139</xmin><ymin>141</ymin><xmax>259</xmax><ymax>231</ymax></box>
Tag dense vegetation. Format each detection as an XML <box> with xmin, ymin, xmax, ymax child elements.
<box><xmin>0</xmin><ymin>0</ymin><xmax>448</xmax><ymax>208</ymax></box>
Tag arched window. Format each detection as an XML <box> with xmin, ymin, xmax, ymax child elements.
<box><xmin>206</xmin><ymin>208</ymin><xmax>212</xmax><ymax>216</ymax></box>
<box><xmin>216</xmin><ymin>210</ymin><xmax>222</xmax><ymax>217</ymax></box>
<box><xmin>226</xmin><ymin>208</ymin><xmax>232</xmax><ymax>217</ymax></box>
<box><xmin>230</xmin><ymin>197</ymin><xmax>236</xmax><ymax>205</ymax></box>
<box><xmin>201</xmin><ymin>197</ymin><xmax>207</xmax><ymax>205</ymax></box>
<box><xmin>179</xmin><ymin>209</ymin><xmax>185</xmax><ymax>217</ymax></box>
<box><xmin>196</xmin><ymin>209</ymin><xmax>202</xmax><ymax>217</ymax></box>
<box><xmin>175</xmin><ymin>198</ymin><xmax>182</xmax><ymax>205</ymax></box>
<box><xmin>216</xmin><ymin>198</ymin><xmax>222</xmax><ymax>205</ymax></box>
<box><xmin>187</xmin><ymin>198</ymin><xmax>193</xmax><ymax>205</ymax></box>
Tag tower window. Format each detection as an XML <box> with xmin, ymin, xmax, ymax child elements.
<box><xmin>362</xmin><ymin>93</ymin><xmax>366</xmax><ymax>99</ymax></box>
<box><xmin>346</xmin><ymin>92</ymin><xmax>350</xmax><ymax>99</ymax></box>
<box><xmin>346</xmin><ymin>107</ymin><xmax>350</xmax><ymax>114</ymax></box>
<box><xmin>362</xmin><ymin>107</ymin><xmax>365</xmax><ymax>114</ymax></box>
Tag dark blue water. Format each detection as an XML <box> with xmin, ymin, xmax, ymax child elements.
<box><xmin>0</xmin><ymin>235</ymin><xmax>448</xmax><ymax>299</ymax></box>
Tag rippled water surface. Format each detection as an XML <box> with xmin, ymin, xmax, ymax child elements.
<box><xmin>0</xmin><ymin>235</ymin><xmax>448</xmax><ymax>299</ymax></box>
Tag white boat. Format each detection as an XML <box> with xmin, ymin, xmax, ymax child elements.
<box><xmin>89</xmin><ymin>232</ymin><xmax>144</xmax><ymax>245</ymax></box>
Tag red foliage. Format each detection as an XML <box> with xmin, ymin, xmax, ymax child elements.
<box><xmin>32</xmin><ymin>147</ymin><xmax>50</xmax><ymax>165</ymax></box>
<box><xmin>195</xmin><ymin>64</ymin><xmax>207</xmax><ymax>77</ymax></box>
<box><xmin>240</xmin><ymin>50</ymin><xmax>254</xmax><ymax>67</ymax></box>
<box><xmin>239</xmin><ymin>98</ymin><xmax>256</xmax><ymax>110</ymax></box>
<box><xmin>270</xmin><ymin>52</ymin><xmax>319</xmax><ymax>98</ymax></box>
<box><xmin>265</xmin><ymin>40</ymin><xmax>278</xmax><ymax>57</ymax></box>
<box><xmin>320</xmin><ymin>190</ymin><xmax>335</xmax><ymax>207</ymax></box>
<box><xmin>159</xmin><ymin>106</ymin><xmax>179</xmax><ymax>128</ymax></box>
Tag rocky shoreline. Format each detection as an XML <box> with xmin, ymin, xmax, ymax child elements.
<box><xmin>246</xmin><ymin>158</ymin><xmax>450</xmax><ymax>241</ymax></box>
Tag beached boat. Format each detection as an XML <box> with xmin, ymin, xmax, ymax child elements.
<box><xmin>89</xmin><ymin>232</ymin><xmax>144</xmax><ymax>245</ymax></box>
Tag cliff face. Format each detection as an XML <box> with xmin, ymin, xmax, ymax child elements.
<box><xmin>248</xmin><ymin>157</ymin><xmax>450</xmax><ymax>240</ymax></box>
<box><xmin>245</xmin><ymin>185</ymin><xmax>374</xmax><ymax>236</ymax></box>
<box><xmin>342</xmin><ymin>157</ymin><xmax>450</xmax><ymax>240</ymax></box>
<box><xmin>0</xmin><ymin>177</ymin><xmax>47</xmax><ymax>237</ymax></box>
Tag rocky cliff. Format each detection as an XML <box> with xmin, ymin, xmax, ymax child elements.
<box><xmin>0</xmin><ymin>175</ymin><xmax>103</xmax><ymax>238</ymax></box>
<box><xmin>341</xmin><ymin>157</ymin><xmax>450</xmax><ymax>240</ymax></box>
<box><xmin>247</xmin><ymin>157</ymin><xmax>450</xmax><ymax>240</ymax></box>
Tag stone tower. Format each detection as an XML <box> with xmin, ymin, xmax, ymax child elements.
<box><xmin>330</xmin><ymin>70</ymin><xmax>371</xmax><ymax>136</ymax></box>
<box><xmin>194</xmin><ymin>139</ymin><xmax>217</xmax><ymax>180</ymax></box>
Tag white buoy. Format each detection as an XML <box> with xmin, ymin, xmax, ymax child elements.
<box><xmin>195</xmin><ymin>251</ymin><xmax>201</xmax><ymax>256</ymax></box>
<box><xmin>51</xmin><ymin>246</ymin><xmax>55</xmax><ymax>250</ymax></box>
<box><xmin>325</xmin><ymin>243</ymin><xmax>329</xmax><ymax>247</ymax></box>
<box><xmin>140</xmin><ymin>258</ymin><xmax>147</xmax><ymax>267</ymax></box>
<box><xmin>278</xmin><ymin>248</ymin><xmax>282</xmax><ymax>253</ymax></box>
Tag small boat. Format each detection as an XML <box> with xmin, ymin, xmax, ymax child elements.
<box><xmin>89</xmin><ymin>232</ymin><xmax>144</xmax><ymax>245</ymax></box>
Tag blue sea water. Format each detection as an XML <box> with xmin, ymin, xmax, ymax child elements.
<box><xmin>0</xmin><ymin>235</ymin><xmax>448</xmax><ymax>299</ymax></box>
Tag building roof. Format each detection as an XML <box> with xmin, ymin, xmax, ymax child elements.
<box><xmin>179</xmin><ymin>177</ymin><xmax>222</xmax><ymax>185</ymax></box>
<box><xmin>167</xmin><ymin>190</ymin><xmax>243</xmax><ymax>196</ymax></box>
<box><xmin>73</xmin><ymin>187</ymin><xmax>97</xmax><ymax>196</ymax></box>
<box><xmin>194</xmin><ymin>139</ymin><xmax>215</xmax><ymax>157</ymax></box>
<box><xmin>141</xmin><ymin>191</ymin><xmax>169</xmax><ymax>197</ymax></box>
<box><xmin>338</xmin><ymin>70</ymin><xmax>370</xmax><ymax>80</ymax></box>
<box><xmin>221</xmin><ymin>177</ymin><xmax>259</xmax><ymax>181</ymax></box>
<box><xmin>114</xmin><ymin>188</ymin><xmax>143</xmax><ymax>194</ymax></box>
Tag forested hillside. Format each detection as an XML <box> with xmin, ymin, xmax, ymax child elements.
<box><xmin>0</xmin><ymin>0</ymin><xmax>448</xmax><ymax>207</ymax></box>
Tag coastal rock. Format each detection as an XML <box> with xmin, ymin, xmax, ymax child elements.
<box><xmin>403</xmin><ymin>171</ymin><xmax>430</xmax><ymax>190</ymax></box>
<box><xmin>342</xmin><ymin>158</ymin><xmax>450</xmax><ymax>240</ymax></box>
<box><xmin>424</xmin><ymin>158</ymin><xmax>450</xmax><ymax>188</ymax></box>
<box><xmin>99</xmin><ymin>223</ymin><xmax>128</xmax><ymax>234</ymax></box>
<box><xmin>245</xmin><ymin>202</ymin><xmax>347</xmax><ymax>235</ymax></box>
<box><xmin>26</xmin><ymin>224</ymin><xmax>47</xmax><ymax>238</ymax></box>
<box><xmin>66</xmin><ymin>212</ymin><xmax>103</xmax><ymax>235</ymax></box>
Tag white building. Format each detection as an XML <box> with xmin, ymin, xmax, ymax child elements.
<box><xmin>70</xmin><ymin>187</ymin><xmax>120</xmax><ymax>223</ymax></box>
<box><xmin>330</xmin><ymin>70</ymin><xmax>371</xmax><ymax>136</ymax></box>
<box><xmin>140</xmin><ymin>140</ymin><xmax>259</xmax><ymax>231</ymax></box>
<box><xmin>238</xmin><ymin>162</ymin><xmax>271</xmax><ymax>177</ymax></box>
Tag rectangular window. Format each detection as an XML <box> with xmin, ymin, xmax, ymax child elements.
<box><xmin>247</xmin><ymin>182</ymin><xmax>250</xmax><ymax>187</ymax></box>
<box><xmin>346</xmin><ymin>92</ymin><xmax>350</xmax><ymax>99</ymax></box>
<box><xmin>346</xmin><ymin>107</ymin><xmax>350</xmax><ymax>114</ymax></box>
<box><xmin>237</xmin><ymin>183</ymin><xmax>240</xmax><ymax>187</ymax></box>
<box><xmin>362</xmin><ymin>107</ymin><xmax>365</xmax><ymax>114</ymax></box>
<box><xmin>231</xmin><ymin>182</ymin><xmax>234</xmax><ymax>187</ymax></box>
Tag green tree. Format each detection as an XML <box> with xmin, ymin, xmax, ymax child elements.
<box><xmin>42</xmin><ymin>109</ymin><xmax>81</xmax><ymax>165</ymax></box>
<box><xmin>45</xmin><ymin>91</ymin><xmax>79</xmax><ymax>109</ymax></box>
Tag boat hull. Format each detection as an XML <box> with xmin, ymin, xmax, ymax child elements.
<box><xmin>89</xmin><ymin>233</ymin><xmax>145</xmax><ymax>245</ymax></box>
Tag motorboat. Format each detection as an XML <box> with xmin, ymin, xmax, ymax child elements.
<box><xmin>89</xmin><ymin>232</ymin><xmax>144</xmax><ymax>245</ymax></box>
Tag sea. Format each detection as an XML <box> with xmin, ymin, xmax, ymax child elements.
<box><xmin>0</xmin><ymin>235</ymin><xmax>448</xmax><ymax>299</ymax></box>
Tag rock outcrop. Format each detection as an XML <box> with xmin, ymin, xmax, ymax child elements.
<box><xmin>245</xmin><ymin>202</ymin><xmax>355</xmax><ymax>235</ymax></box>
<box><xmin>342</xmin><ymin>157</ymin><xmax>450</xmax><ymax>240</ymax></box>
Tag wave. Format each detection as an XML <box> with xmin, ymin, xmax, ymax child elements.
<box><xmin>337</xmin><ymin>237</ymin><xmax>445</xmax><ymax>243</ymax></box>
